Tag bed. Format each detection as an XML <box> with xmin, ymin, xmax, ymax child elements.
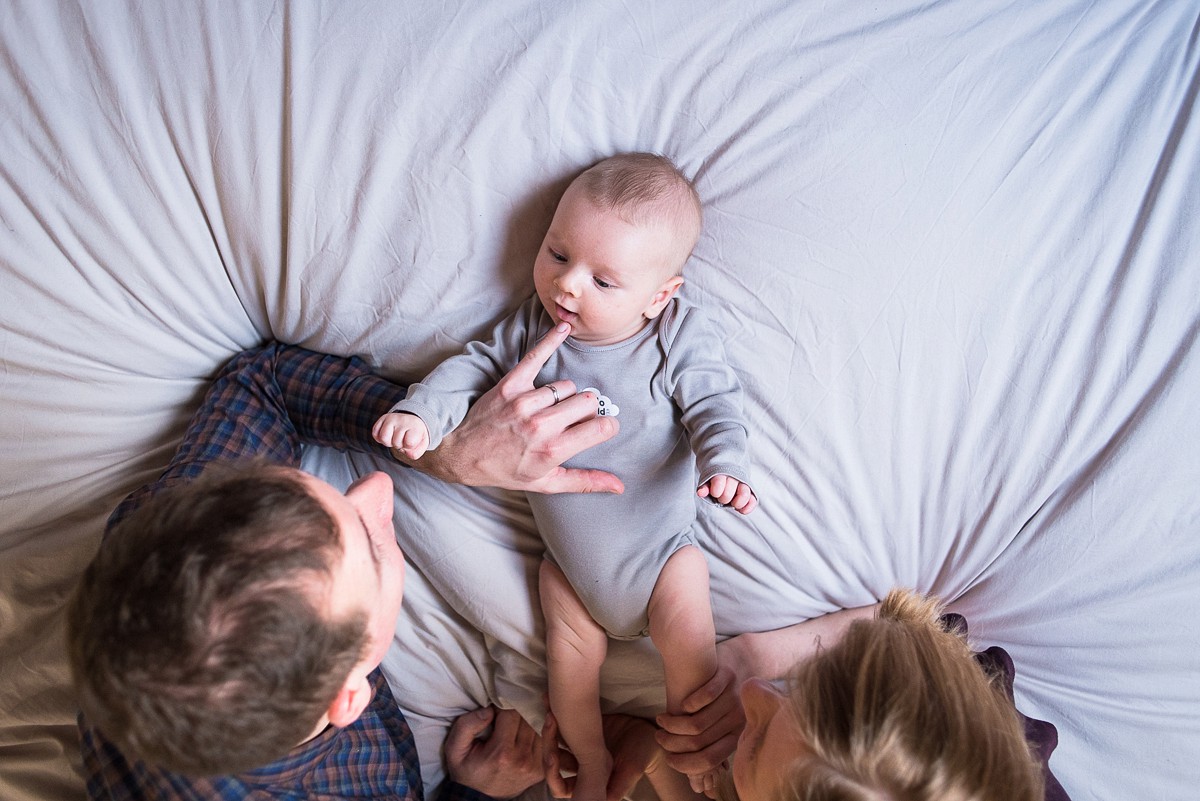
<box><xmin>2</xmin><ymin>1</ymin><xmax>1197</xmax><ymax>799</ymax></box>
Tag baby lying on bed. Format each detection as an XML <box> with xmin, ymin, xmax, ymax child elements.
<box><xmin>374</xmin><ymin>153</ymin><xmax>757</xmax><ymax>800</ymax></box>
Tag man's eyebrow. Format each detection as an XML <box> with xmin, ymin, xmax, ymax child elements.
<box><xmin>356</xmin><ymin>511</ymin><xmax>383</xmax><ymax>576</ymax></box>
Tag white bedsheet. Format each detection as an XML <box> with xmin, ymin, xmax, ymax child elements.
<box><xmin>2</xmin><ymin>2</ymin><xmax>1198</xmax><ymax>799</ymax></box>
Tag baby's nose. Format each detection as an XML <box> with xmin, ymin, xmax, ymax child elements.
<box><xmin>556</xmin><ymin>270</ymin><xmax>583</xmax><ymax>296</ymax></box>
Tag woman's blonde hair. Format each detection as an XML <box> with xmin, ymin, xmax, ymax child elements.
<box><xmin>775</xmin><ymin>589</ymin><xmax>1044</xmax><ymax>801</ymax></box>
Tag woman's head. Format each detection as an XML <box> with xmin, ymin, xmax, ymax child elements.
<box><xmin>731</xmin><ymin>589</ymin><xmax>1045</xmax><ymax>801</ymax></box>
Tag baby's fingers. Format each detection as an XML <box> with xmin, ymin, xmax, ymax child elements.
<box><xmin>711</xmin><ymin>476</ymin><xmax>739</xmax><ymax>505</ymax></box>
<box><xmin>386</xmin><ymin>419</ymin><xmax>426</xmax><ymax>460</ymax></box>
<box><xmin>731</xmin><ymin>484</ymin><xmax>758</xmax><ymax>514</ymax></box>
<box><xmin>699</xmin><ymin>475</ymin><xmax>727</xmax><ymax>502</ymax></box>
<box><xmin>372</xmin><ymin>416</ymin><xmax>395</xmax><ymax>443</ymax></box>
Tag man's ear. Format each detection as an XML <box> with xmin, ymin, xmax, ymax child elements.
<box><xmin>327</xmin><ymin>671</ymin><xmax>373</xmax><ymax>728</ymax></box>
<box><xmin>643</xmin><ymin>275</ymin><xmax>685</xmax><ymax>320</ymax></box>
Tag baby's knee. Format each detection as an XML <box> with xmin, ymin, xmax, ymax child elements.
<box><xmin>664</xmin><ymin>544</ymin><xmax>710</xmax><ymax>580</ymax></box>
<box><xmin>652</xmin><ymin>546</ymin><xmax>711</xmax><ymax>604</ymax></box>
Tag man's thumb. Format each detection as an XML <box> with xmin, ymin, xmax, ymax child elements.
<box><xmin>445</xmin><ymin>707</ymin><xmax>495</xmax><ymax>757</ymax></box>
<box><xmin>544</xmin><ymin>468</ymin><xmax>625</xmax><ymax>495</ymax></box>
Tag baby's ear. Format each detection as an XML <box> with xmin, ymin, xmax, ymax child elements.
<box><xmin>644</xmin><ymin>275</ymin><xmax>685</xmax><ymax>319</ymax></box>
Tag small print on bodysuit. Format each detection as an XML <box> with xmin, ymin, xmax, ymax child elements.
<box><xmin>580</xmin><ymin>387</ymin><xmax>620</xmax><ymax>417</ymax></box>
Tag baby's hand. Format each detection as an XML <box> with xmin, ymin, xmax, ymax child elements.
<box><xmin>697</xmin><ymin>475</ymin><xmax>757</xmax><ymax>514</ymax></box>
<box><xmin>372</xmin><ymin>412</ymin><xmax>431</xmax><ymax>460</ymax></box>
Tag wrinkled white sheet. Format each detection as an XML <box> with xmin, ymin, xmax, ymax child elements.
<box><xmin>2</xmin><ymin>2</ymin><xmax>1198</xmax><ymax>799</ymax></box>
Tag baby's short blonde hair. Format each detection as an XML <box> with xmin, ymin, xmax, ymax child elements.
<box><xmin>576</xmin><ymin>152</ymin><xmax>702</xmax><ymax>269</ymax></box>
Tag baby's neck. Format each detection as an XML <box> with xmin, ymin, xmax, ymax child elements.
<box><xmin>570</xmin><ymin>318</ymin><xmax>653</xmax><ymax>348</ymax></box>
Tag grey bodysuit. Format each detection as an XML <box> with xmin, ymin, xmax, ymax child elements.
<box><xmin>393</xmin><ymin>296</ymin><xmax>752</xmax><ymax>638</ymax></box>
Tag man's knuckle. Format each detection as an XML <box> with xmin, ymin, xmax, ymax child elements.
<box><xmin>539</xmin><ymin>441</ymin><xmax>566</xmax><ymax>465</ymax></box>
<box><xmin>513</xmin><ymin>395</ymin><xmax>541</xmax><ymax>418</ymax></box>
<box><xmin>527</xmin><ymin>415</ymin><xmax>557</xmax><ymax>441</ymax></box>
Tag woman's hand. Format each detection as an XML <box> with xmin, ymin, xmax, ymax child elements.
<box><xmin>655</xmin><ymin>605</ymin><xmax>879</xmax><ymax>787</ymax></box>
<box><xmin>654</xmin><ymin>644</ymin><xmax>750</xmax><ymax>784</ymax></box>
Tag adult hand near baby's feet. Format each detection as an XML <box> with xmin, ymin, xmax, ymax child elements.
<box><xmin>654</xmin><ymin>659</ymin><xmax>745</xmax><ymax>794</ymax></box>
<box><xmin>445</xmin><ymin>707</ymin><xmax>542</xmax><ymax>799</ymax></box>
<box><xmin>543</xmin><ymin>711</ymin><xmax>678</xmax><ymax>801</ymax></box>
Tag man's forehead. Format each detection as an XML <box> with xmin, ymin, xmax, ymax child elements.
<box><xmin>290</xmin><ymin>469</ymin><xmax>340</xmax><ymax>501</ymax></box>
<box><xmin>288</xmin><ymin>471</ymin><xmax>354</xmax><ymax>545</ymax></box>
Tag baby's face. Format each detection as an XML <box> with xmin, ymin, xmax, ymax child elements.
<box><xmin>534</xmin><ymin>183</ymin><xmax>687</xmax><ymax>346</ymax></box>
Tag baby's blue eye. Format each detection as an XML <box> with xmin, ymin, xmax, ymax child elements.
<box><xmin>549</xmin><ymin>248</ymin><xmax>567</xmax><ymax>263</ymax></box>
<box><xmin>594</xmin><ymin>277</ymin><xmax>612</xmax><ymax>289</ymax></box>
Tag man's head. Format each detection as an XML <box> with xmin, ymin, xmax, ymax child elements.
<box><xmin>66</xmin><ymin>465</ymin><xmax>404</xmax><ymax>776</ymax></box>
<box><xmin>534</xmin><ymin>152</ymin><xmax>703</xmax><ymax>346</ymax></box>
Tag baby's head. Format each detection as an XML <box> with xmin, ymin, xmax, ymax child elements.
<box><xmin>534</xmin><ymin>153</ymin><xmax>703</xmax><ymax>346</ymax></box>
<box><xmin>575</xmin><ymin>153</ymin><xmax>703</xmax><ymax>261</ymax></box>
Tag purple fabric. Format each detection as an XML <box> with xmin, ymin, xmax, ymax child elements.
<box><xmin>943</xmin><ymin>613</ymin><xmax>1071</xmax><ymax>801</ymax></box>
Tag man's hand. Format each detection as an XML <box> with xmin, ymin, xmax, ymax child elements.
<box><xmin>408</xmin><ymin>322</ymin><xmax>624</xmax><ymax>494</ymax></box>
<box><xmin>445</xmin><ymin>707</ymin><xmax>542</xmax><ymax>799</ymax></box>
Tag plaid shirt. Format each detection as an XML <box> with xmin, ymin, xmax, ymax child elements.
<box><xmin>80</xmin><ymin>344</ymin><xmax>491</xmax><ymax>801</ymax></box>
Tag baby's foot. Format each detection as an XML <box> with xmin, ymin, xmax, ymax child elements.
<box><xmin>572</xmin><ymin>754</ymin><xmax>613</xmax><ymax>801</ymax></box>
<box><xmin>690</xmin><ymin>765</ymin><xmax>726</xmax><ymax>799</ymax></box>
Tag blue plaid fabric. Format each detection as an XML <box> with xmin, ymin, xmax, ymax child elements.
<box><xmin>105</xmin><ymin>343</ymin><xmax>401</xmax><ymax>529</ymax></box>
<box><xmin>80</xmin><ymin>344</ymin><xmax>491</xmax><ymax>801</ymax></box>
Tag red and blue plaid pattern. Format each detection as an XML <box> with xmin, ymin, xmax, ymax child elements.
<box><xmin>81</xmin><ymin>344</ymin><xmax>490</xmax><ymax>801</ymax></box>
<box><xmin>105</xmin><ymin>343</ymin><xmax>400</xmax><ymax>529</ymax></box>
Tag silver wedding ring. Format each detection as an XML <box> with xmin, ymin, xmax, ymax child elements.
<box><xmin>547</xmin><ymin>384</ymin><xmax>561</xmax><ymax>404</ymax></box>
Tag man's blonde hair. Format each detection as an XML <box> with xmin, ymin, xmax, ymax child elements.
<box><xmin>775</xmin><ymin>589</ymin><xmax>1044</xmax><ymax>801</ymax></box>
<box><xmin>576</xmin><ymin>152</ymin><xmax>702</xmax><ymax>269</ymax></box>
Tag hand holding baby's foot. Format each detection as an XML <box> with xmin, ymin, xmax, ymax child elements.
<box><xmin>697</xmin><ymin>474</ymin><xmax>757</xmax><ymax>514</ymax></box>
<box><xmin>372</xmin><ymin>412</ymin><xmax>430</xmax><ymax>460</ymax></box>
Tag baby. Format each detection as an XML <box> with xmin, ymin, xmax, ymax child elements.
<box><xmin>374</xmin><ymin>153</ymin><xmax>756</xmax><ymax>799</ymax></box>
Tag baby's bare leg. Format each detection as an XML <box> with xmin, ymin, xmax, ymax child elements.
<box><xmin>648</xmin><ymin>545</ymin><xmax>718</xmax><ymax>714</ymax></box>
<box><xmin>539</xmin><ymin>559</ymin><xmax>612</xmax><ymax>801</ymax></box>
<box><xmin>648</xmin><ymin>545</ymin><xmax>720</xmax><ymax>794</ymax></box>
